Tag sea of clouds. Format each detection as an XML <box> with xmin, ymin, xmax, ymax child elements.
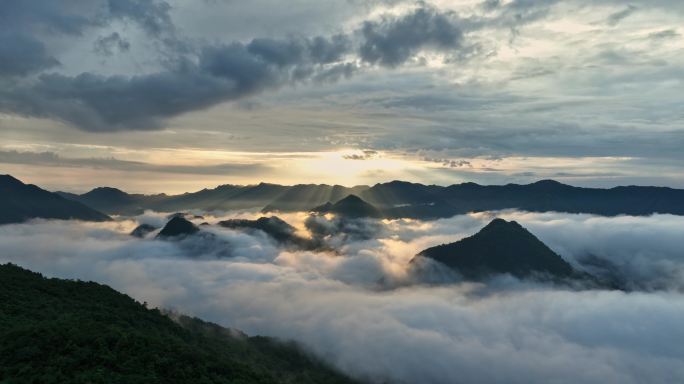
<box><xmin>1</xmin><ymin>210</ymin><xmax>683</xmax><ymax>384</ymax></box>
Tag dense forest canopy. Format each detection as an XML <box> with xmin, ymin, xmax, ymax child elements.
<box><xmin>0</xmin><ymin>263</ymin><xmax>358</xmax><ymax>384</ymax></box>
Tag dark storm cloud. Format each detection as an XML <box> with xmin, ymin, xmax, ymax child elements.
<box><xmin>359</xmin><ymin>6</ymin><xmax>463</xmax><ymax>67</ymax></box>
<box><xmin>0</xmin><ymin>34</ymin><xmax>354</xmax><ymax>131</ymax></box>
<box><xmin>0</xmin><ymin>2</ymin><xmax>468</xmax><ymax>131</ymax></box>
<box><xmin>0</xmin><ymin>1</ymin><xmax>96</xmax><ymax>77</ymax></box>
<box><xmin>106</xmin><ymin>0</ymin><xmax>175</xmax><ymax>37</ymax></box>
<box><xmin>0</xmin><ymin>0</ymin><xmax>176</xmax><ymax>78</ymax></box>
<box><xmin>0</xmin><ymin>0</ymin><xmax>176</xmax><ymax>38</ymax></box>
<box><xmin>0</xmin><ymin>1</ymin><xmax>101</xmax><ymax>36</ymax></box>
<box><xmin>312</xmin><ymin>62</ymin><xmax>357</xmax><ymax>83</ymax></box>
<box><xmin>247</xmin><ymin>35</ymin><xmax>352</xmax><ymax>67</ymax></box>
<box><xmin>1</xmin><ymin>70</ymin><xmax>226</xmax><ymax>131</ymax></box>
<box><xmin>94</xmin><ymin>32</ymin><xmax>131</xmax><ymax>56</ymax></box>
<box><xmin>0</xmin><ymin>33</ymin><xmax>60</xmax><ymax>77</ymax></box>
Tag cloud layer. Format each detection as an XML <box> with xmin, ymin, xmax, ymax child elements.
<box><xmin>1</xmin><ymin>210</ymin><xmax>683</xmax><ymax>383</ymax></box>
<box><xmin>0</xmin><ymin>2</ymin><xmax>465</xmax><ymax>131</ymax></box>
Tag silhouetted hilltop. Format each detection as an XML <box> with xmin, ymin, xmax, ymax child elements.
<box><xmin>312</xmin><ymin>195</ymin><xmax>382</xmax><ymax>218</ymax></box>
<box><xmin>130</xmin><ymin>223</ymin><xmax>158</xmax><ymax>238</ymax></box>
<box><xmin>0</xmin><ymin>175</ymin><xmax>110</xmax><ymax>224</ymax></box>
<box><xmin>219</xmin><ymin>216</ymin><xmax>297</xmax><ymax>242</ymax></box>
<box><xmin>262</xmin><ymin>184</ymin><xmax>368</xmax><ymax>213</ymax></box>
<box><xmin>57</xmin><ymin>187</ymin><xmax>166</xmax><ymax>215</ymax></box>
<box><xmin>363</xmin><ymin>180</ymin><xmax>443</xmax><ymax>205</ymax></box>
<box><xmin>415</xmin><ymin>218</ymin><xmax>575</xmax><ymax>280</ymax></box>
<box><xmin>156</xmin><ymin>217</ymin><xmax>199</xmax><ymax>238</ymax></box>
<box><xmin>219</xmin><ymin>216</ymin><xmax>325</xmax><ymax>251</ymax></box>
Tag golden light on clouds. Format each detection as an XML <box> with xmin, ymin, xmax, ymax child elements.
<box><xmin>0</xmin><ymin>138</ymin><xmax>647</xmax><ymax>194</ymax></box>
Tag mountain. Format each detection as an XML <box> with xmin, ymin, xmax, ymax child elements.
<box><xmin>0</xmin><ymin>263</ymin><xmax>359</xmax><ymax>383</ymax></box>
<box><xmin>312</xmin><ymin>195</ymin><xmax>382</xmax><ymax>218</ymax></box>
<box><xmin>53</xmin><ymin>178</ymin><xmax>684</xmax><ymax>219</ymax></box>
<box><xmin>58</xmin><ymin>187</ymin><xmax>166</xmax><ymax>215</ymax></box>
<box><xmin>130</xmin><ymin>223</ymin><xmax>158</xmax><ymax>238</ymax></box>
<box><xmin>434</xmin><ymin>180</ymin><xmax>684</xmax><ymax>217</ymax></box>
<box><xmin>414</xmin><ymin>218</ymin><xmax>575</xmax><ymax>280</ymax></box>
<box><xmin>358</xmin><ymin>179</ymin><xmax>684</xmax><ymax>218</ymax></box>
<box><xmin>219</xmin><ymin>216</ymin><xmax>297</xmax><ymax>243</ymax></box>
<box><xmin>0</xmin><ymin>175</ymin><xmax>110</xmax><ymax>225</ymax></box>
<box><xmin>60</xmin><ymin>183</ymin><xmax>291</xmax><ymax>214</ymax></box>
<box><xmin>156</xmin><ymin>217</ymin><xmax>199</xmax><ymax>238</ymax></box>
<box><xmin>219</xmin><ymin>216</ymin><xmax>320</xmax><ymax>249</ymax></box>
<box><xmin>153</xmin><ymin>183</ymin><xmax>290</xmax><ymax>212</ymax></box>
<box><xmin>361</xmin><ymin>180</ymin><xmax>443</xmax><ymax>205</ymax></box>
<box><xmin>262</xmin><ymin>184</ymin><xmax>369</xmax><ymax>213</ymax></box>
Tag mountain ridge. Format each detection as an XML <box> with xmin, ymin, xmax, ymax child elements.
<box><xmin>41</xmin><ymin>176</ymin><xmax>684</xmax><ymax>218</ymax></box>
<box><xmin>0</xmin><ymin>175</ymin><xmax>110</xmax><ymax>224</ymax></box>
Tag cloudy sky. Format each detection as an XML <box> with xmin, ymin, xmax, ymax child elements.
<box><xmin>1</xmin><ymin>0</ymin><xmax>682</xmax><ymax>193</ymax></box>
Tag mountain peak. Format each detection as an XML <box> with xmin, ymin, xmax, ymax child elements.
<box><xmin>379</xmin><ymin>180</ymin><xmax>416</xmax><ymax>187</ymax></box>
<box><xmin>83</xmin><ymin>186</ymin><xmax>128</xmax><ymax>197</ymax></box>
<box><xmin>0</xmin><ymin>174</ymin><xmax>25</xmax><ymax>188</ymax></box>
<box><xmin>0</xmin><ymin>174</ymin><xmax>111</xmax><ymax>224</ymax></box>
<box><xmin>337</xmin><ymin>194</ymin><xmax>365</xmax><ymax>203</ymax></box>
<box><xmin>157</xmin><ymin>217</ymin><xmax>199</xmax><ymax>238</ymax></box>
<box><xmin>479</xmin><ymin>217</ymin><xmax>524</xmax><ymax>233</ymax></box>
<box><xmin>416</xmin><ymin>218</ymin><xmax>574</xmax><ymax>280</ymax></box>
<box><xmin>529</xmin><ymin>179</ymin><xmax>567</xmax><ymax>188</ymax></box>
<box><xmin>130</xmin><ymin>223</ymin><xmax>158</xmax><ymax>238</ymax></box>
<box><xmin>219</xmin><ymin>216</ymin><xmax>302</xmax><ymax>245</ymax></box>
<box><xmin>256</xmin><ymin>182</ymin><xmax>279</xmax><ymax>188</ymax></box>
<box><xmin>313</xmin><ymin>194</ymin><xmax>382</xmax><ymax>218</ymax></box>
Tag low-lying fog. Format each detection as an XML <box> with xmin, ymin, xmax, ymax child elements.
<box><xmin>2</xmin><ymin>211</ymin><xmax>683</xmax><ymax>384</ymax></box>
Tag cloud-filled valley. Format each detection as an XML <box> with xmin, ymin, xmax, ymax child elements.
<box><xmin>2</xmin><ymin>210</ymin><xmax>683</xmax><ymax>383</ymax></box>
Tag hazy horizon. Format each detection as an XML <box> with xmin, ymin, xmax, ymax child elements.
<box><xmin>9</xmin><ymin>172</ymin><xmax>684</xmax><ymax>196</ymax></box>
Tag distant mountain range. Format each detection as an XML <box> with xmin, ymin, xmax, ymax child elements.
<box><xmin>55</xmin><ymin>178</ymin><xmax>684</xmax><ymax>218</ymax></box>
<box><xmin>57</xmin><ymin>187</ymin><xmax>168</xmax><ymax>216</ymax></box>
<box><xmin>0</xmin><ymin>175</ymin><xmax>110</xmax><ymax>224</ymax></box>
<box><xmin>2</xmin><ymin>174</ymin><xmax>684</xmax><ymax>223</ymax></box>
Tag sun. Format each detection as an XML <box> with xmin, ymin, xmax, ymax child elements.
<box><xmin>289</xmin><ymin>149</ymin><xmax>421</xmax><ymax>186</ymax></box>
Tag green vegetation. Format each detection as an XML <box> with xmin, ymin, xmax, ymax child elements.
<box><xmin>0</xmin><ymin>263</ymin><xmax>359</xmax><ymax>384</ymax></box>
